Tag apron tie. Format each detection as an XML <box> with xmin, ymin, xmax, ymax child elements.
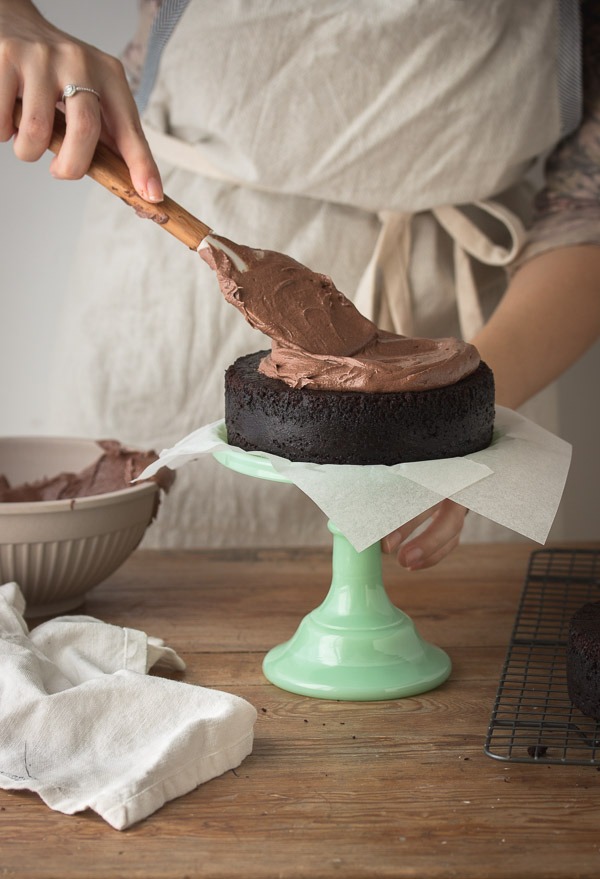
<box><xmin>433</xmin><ymin>201</ymin><xmax>528</xmax><ymax>340</ymax></box>
<box><xmin>354</xmin><ymin>201</ymin><xmax>527</xmax><ymax>341</ymax></box>
<box><xmin>353</xmin><ymin>211</ymin><xmax>414</xmax><ymax>336</ymax></box>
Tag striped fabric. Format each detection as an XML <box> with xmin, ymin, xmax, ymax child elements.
<box><xmin>134</xmin><ymin>0</ymin><xmax>191</xmax><ymax>113</ymax></box>
<box><xmin>557</xmin><ymin>0</ymin><xmax>584</xmax><ymax>136</ymax></box>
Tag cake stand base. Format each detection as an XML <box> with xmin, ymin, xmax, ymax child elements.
<box><xmin>213</xmin><ymin>446</ymin><xmax>451</xmax><ymax>701</ymax></box>
<box><xmin>263</xmin><ymin>521</ymin><xmax>451</xmax><ymax>701</ymax></box>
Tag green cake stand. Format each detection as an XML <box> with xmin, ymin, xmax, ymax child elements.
<box><xmin>213</xmin><ymin>446</ymin><xmax>451</xmax><ymax>701</ymax></box>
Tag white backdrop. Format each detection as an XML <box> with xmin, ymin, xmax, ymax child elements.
<box><xmin>0</xmin><ymin>1</ymin><xmax>598</xmax><ymax>540</ymax></box>
<box><xmin>0</xmin><ymin>0</ymin><xmax>138</xmax><ymax>431</ymax></box>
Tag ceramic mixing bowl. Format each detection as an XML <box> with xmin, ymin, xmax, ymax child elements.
<box><xmin>0</xmin><ymin>436</ymin><xmax>160</xmax><ymax>616</ymax></box>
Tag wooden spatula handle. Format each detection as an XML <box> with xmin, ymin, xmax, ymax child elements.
<box><xmin>13</xmin><ymin>101</ymin><xmax>212</xmax><ymax>250</ymax></box>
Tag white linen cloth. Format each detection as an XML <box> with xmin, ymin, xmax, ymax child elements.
<box><xmin>0</xmin><ymin>583</ymin><xmax>257</xmax><ymax>830</ymax></box>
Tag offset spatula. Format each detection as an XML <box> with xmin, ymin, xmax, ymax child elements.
<box><xmin>12</xmin><ymin>101</ymin><xmax>212</xmax><ymax>250</ymax></box>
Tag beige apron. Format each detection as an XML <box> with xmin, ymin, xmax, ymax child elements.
<box><xmin>48</xmin><ymin>0</ymin><xmax>579</xmax><ymax>547</ymax></box>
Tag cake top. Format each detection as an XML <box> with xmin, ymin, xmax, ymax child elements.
<box><xmin>199</xmin><ymin>234</ymin><xmax>480</xmax><ymax>392</ymax></box>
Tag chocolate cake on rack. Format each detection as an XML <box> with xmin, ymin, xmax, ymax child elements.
<box><xmin>567</xmin><ymin>600</ymin><xmax>600</xmax><ymax>721</ymax></box>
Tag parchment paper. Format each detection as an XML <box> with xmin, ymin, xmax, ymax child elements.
<box><xmin>138</xmin><ymin>406</ymin><xmax>571</xmax><ymax>552</ymax></box>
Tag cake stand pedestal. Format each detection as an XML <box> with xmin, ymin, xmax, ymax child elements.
<box><xmin>214</xmin><ymin>447</ymin><xmax>451</xmax><ymax>701</ymax></box>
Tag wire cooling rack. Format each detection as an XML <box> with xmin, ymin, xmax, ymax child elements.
<box><xmin>484</xmin><ymin>548</ymin><xmax>600</xmax><ymax>765</ymax></box>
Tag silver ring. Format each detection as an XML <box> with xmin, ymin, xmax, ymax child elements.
<box><xmin>62</xmin><ymin>84</ymin><xmax>100</xmax><ymax>101</ymax></box>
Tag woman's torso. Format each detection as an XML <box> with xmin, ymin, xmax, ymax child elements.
<box><xmin>47</xmin><ymin>1</ymin><xmax>581</xmax><ymax>547</ymax></box>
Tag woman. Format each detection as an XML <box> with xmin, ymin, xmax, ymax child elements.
<box><xmin>2</xmin><ymin>0</ymin><xmax>599</xmax><ymax>568</ymax></box>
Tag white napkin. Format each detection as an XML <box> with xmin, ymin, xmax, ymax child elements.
<box><xmin>0</xmin><ymin>583</ymin><xmax>257</xmax><ymax>830</ymax></box>
<box><xmin>136</xmin><ymin>406</ymin><xmax>572</xmax><ymax>551</ymax></box>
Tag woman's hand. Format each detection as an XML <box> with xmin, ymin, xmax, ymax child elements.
<box><xmin>381</xmin><ymin>499</ymin><xmax>468</xmax><ymax>570</ymax></box>
<box><xmin>0</xmin><ymin>0</ymin><xmax>163</xmax><ymax>201</ymax></box>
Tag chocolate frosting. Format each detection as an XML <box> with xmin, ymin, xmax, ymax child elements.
<box><xmin>0</xmin><ymin>440</ymin><xmax>175</xmax><ymax>503</ymax></box>
<box><xmin>200</xmin><ymin>235</ymin><xmax>480</xmax><ymax>392</ymax></box>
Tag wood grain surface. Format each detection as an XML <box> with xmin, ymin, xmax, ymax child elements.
<box><xmin>1</xmin><ymin>542</ymin><xmax>599</xmax><ymax>879</ymax></box>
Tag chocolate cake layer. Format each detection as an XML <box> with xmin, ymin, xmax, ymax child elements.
<box><xmin>225</xmin><ymin>350</ymin><xmax>495</xmax><ymax>465</ymax></box>
<box><xmin>567</xmin><ymin>600</ymin><xmax>600</xmax><ymax>721</ymax></box>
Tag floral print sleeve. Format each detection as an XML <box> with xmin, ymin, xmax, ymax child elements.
<box><xmin>510</xmin><ymin>0</ymin><xmax>600</xmax><ymax>273</ymax></box>
<box><xmin>120</xmin><ymin>0</ymin><xmax>164</xmax><ymax>95</ymax></box>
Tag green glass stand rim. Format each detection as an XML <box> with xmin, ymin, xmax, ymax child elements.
<box><xmin>213</xmin><ymin>435</ymin><xmax>291</xmax><ymax>484</ymax></box>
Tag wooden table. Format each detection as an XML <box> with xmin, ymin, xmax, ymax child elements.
<box><xmin>2</xmin><ymin>542</ymin><xmax>599</xmax><ymax>878</ymax></box>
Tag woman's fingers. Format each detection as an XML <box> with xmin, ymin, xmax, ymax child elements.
<box><xmin>98</xmin><ymin>57</ymin><xmax>163</xmax><ymax>203</ymax></box>
<box><xmin>51</xmin><ymin>53</ymin><xmax>163</xmax><ymax>201</ymax></box>
<box><xmin>0</xmin><ymin>64</ymin><xmax>19</xmax><ymax>141</ymax></box>
<box><xmin>49</xmin><ymin>88</ymin><xmax>102</xmax><ymax>179</ymax></box>
<box><xmin>382</xmin><ymin>499</ymin><xmax>468</xmax><ymax>570</ymax></box>
<box><xmin>108</xmin><ymin>116</ymin><xmax>163</xmax><ymax>203</ymax></box>
<box><xmin>404</xmin><ymin>531</ymin><xmax>461</xmax><ymax>571</ymax></box>
<box><xmin>381</xmin><ymin>503</ymin><xmax>443</xmax><ymax>554</ymax></box>
<box><xmin>13</xmin><ymin>77</ymin><xmax>56</xmax><ymax>161</ymax></box>
<box><xmin>0</xmin><ymin>2</ymin><xmax>163</xmax><ymax>201</ymax></box>
<box><xmin>50</xmin><ymin>51</ymin><xmax>162</xmax><ymax>199</ymax></box>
